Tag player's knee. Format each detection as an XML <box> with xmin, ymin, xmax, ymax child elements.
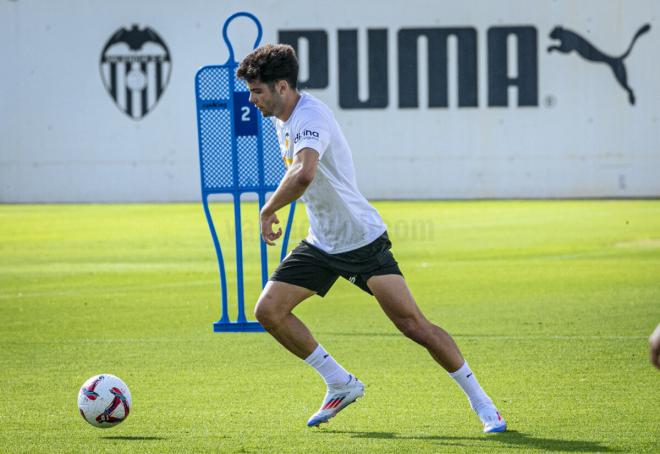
<box><xmin>254</xmin><ymin>293</ymin><xmax>283</xmax><ymax>327</ymax></box>
<box><xmin>253</xmin><ymin>299</ymin><xmax>272</xmax><ymax>325</ymax></box>
<box><xmin>397</xmin><ymin>317</ymin><xmax>431</xmax><ymax>345</ymax></box>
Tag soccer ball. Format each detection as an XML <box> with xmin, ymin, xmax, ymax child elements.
<box><xmin>77</xmin><ymin>374</ymin><xmax>132</xmax><ymax>428</ymax></box>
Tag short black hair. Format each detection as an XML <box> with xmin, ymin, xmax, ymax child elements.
<box><xmin>236</xmin><ymin>44</ymin><xmax>299</xmax><ymax>89</ymax></box>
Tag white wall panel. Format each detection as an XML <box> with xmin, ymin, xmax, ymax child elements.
<box><xmin>1</xmin><ymin>0</ymin><xmax>658</xmax><ymax>201</ymax></box>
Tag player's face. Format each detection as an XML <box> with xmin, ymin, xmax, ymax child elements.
<box><xmin>247</xmin><ymin>80</ymin><xmax>282</xmax><ymax>118</ymax></box>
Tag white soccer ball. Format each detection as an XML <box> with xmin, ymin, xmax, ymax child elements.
<box><xmin>77</xmin><ymin>374</ymin><xmax>132</xmax><ymax>428</ymax></box>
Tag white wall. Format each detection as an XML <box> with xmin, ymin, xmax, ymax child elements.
<box><xmin>1</xmin><ymin>0</ymin><xmax>658</xmax><ymax>202</ymax></box>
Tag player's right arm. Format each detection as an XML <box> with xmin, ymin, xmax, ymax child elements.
<box><xmin>259</xmin><ymin>148</ymin><xmax>319</xmax><ymax>245</ymax></box>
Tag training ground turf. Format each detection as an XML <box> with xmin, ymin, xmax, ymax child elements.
<box><xmin>1</xmin><ymin>200</ymin><xmax>659</xmax><ymax>453</ymax></box>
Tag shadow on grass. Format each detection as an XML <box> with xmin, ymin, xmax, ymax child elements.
<box><xmin>100</xmin><ymin>436</ymin><xmax>166</xmax><ymax>441</ymax></box>
<box><xmin>322</xmin><ymin>430</ymin><xmax>618</xmax><ymax>452</ymax></box>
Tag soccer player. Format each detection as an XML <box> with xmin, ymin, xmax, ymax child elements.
<box><xmin>236</xmin><ymin>44</ymin><xmax>507</xmax><ymax>433</ymax></box>
<box><xmin>650</xmin><ymin>324</ymin><xmax>660</xmax><ymax>369</ymax></box>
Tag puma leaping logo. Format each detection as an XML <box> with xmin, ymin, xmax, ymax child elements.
<box><xmin>548</xmin><ymin>24</ymin><xmax>651</xmax><ymax>105</ymax></box>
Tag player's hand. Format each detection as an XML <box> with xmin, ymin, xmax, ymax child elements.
<box><xmin>650</xmin><ymin>324</ymin><xmax>660</xmax><ymax>369</ymax></box>
<box><xmin>260</xmin><ymin>210</ymin><xmax>282</xmax><ymax>246</ymax></box>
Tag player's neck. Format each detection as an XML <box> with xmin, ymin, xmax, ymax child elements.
<box><xmin>277</xmin><ymin>90</ymin><xmax>301</xmax><ymax>122</ymax></box>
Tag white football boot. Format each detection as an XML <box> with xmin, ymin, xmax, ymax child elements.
<box><xmin>475</xmin><ymin>402</ymin><xmax>507</xmax><ymax>433</ymax></box>
<box><xmin>307</xmin><ymin>375</ymin><xmax>364</xmax><ymax>427</ymax></box>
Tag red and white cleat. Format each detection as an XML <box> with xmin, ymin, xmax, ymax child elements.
<box><xmin>476</xmin><ymin>403</ymin><xmax>507</xmax><ymax>433</ymax></box>
<box><xmin>306</xmin><ymin>375</ymin><xmax>364</xmax><ymax>427</ymax></box>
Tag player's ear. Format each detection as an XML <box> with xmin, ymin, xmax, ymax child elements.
<box><xmin>276</xmin><ymin>79</ymin><xmax>288</xmax><ymax>95</ymax></box>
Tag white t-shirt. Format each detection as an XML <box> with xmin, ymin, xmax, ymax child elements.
<box><xmin>274</xmin><ymin>92</ymin><xmax>386</xmax><ymax>254</ymax></box>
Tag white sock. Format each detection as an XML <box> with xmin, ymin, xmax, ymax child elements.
<box><xmin>449</xmin><ymin>361</ymin><xmax>493</xmax><ymax>410</ymax></box>
<box><xmin>304</xmin><ymin>344</ymin><xmax>351</xmax><ymax>388</ymax></box>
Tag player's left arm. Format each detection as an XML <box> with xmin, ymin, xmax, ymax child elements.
<box><xmin>259</xmin><ymin>148</ymin><xmax>319</xmax><ymax>245</ymax></box>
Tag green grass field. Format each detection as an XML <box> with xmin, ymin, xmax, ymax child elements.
<box><xmin>1</xmin><ymin>201</ymin><xmax>659</xmax><ymax>453</ymax></box>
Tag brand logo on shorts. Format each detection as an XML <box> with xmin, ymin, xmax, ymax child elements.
<box><xmin>100</xmin><ymin>24</ymin><xmax>172</xmax><ymax>120</ymax></box>
<box><xmin>348</xmin><ymin>275</ymin><xmax>357</xmax><ymax>284</ymax></box>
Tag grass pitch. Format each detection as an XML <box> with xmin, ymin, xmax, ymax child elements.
<box><xmin>1</xmin><ymin>200</ymin><xmax>659</xmax><ymax>453</ymax></box>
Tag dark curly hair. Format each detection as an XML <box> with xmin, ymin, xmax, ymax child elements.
<box><xmin>236</xmin><ymin>44</ymin><xmax>299</xmax><ymax>89</ymax></box>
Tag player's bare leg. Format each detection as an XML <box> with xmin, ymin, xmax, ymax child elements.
<box><xmin>366</xmin><ymin>274</ymin><xmax>506</xmax><ymax>433</ymax></box>
<box><xmin>254</xmin><ymin>280</ymin><xmax>364</xmax><ymax>427</ymax></box>
<box><xmin>254</xmin><ymin>280</ymin><xmax>318</xmax><ymax>358</ymax></box>
<box><xmin>366</xmin><ymin>274</ymin><xmax>464</xmax><ymax>371</ymax></box>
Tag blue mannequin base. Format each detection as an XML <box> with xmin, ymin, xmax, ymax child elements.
<box><xmin>213</xmin><ymin>320</ymin><xmax>266</xmax><ymax>332</ymax></box>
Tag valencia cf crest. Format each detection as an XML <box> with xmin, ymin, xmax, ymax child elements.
<box><xmin>100</xmin><ymin>24</ymin><xmax>172</xmax><ymax>120</ymax></box>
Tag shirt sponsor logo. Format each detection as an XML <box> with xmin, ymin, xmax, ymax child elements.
<box><xmin>293</xmin><ymin>129</ymin><xmax>320</xmax><ymax>144</ymax></box>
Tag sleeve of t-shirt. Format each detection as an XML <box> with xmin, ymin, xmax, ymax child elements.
<box><xmin>291</xmin><ymin>108</ymin><xmax>330</xmax><ymax>159</ymax></box>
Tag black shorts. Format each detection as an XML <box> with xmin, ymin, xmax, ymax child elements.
<box><xmin>270</xmin><ymin>231</ymin><xmax>402</xmax><ymax>296</ymax></box>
